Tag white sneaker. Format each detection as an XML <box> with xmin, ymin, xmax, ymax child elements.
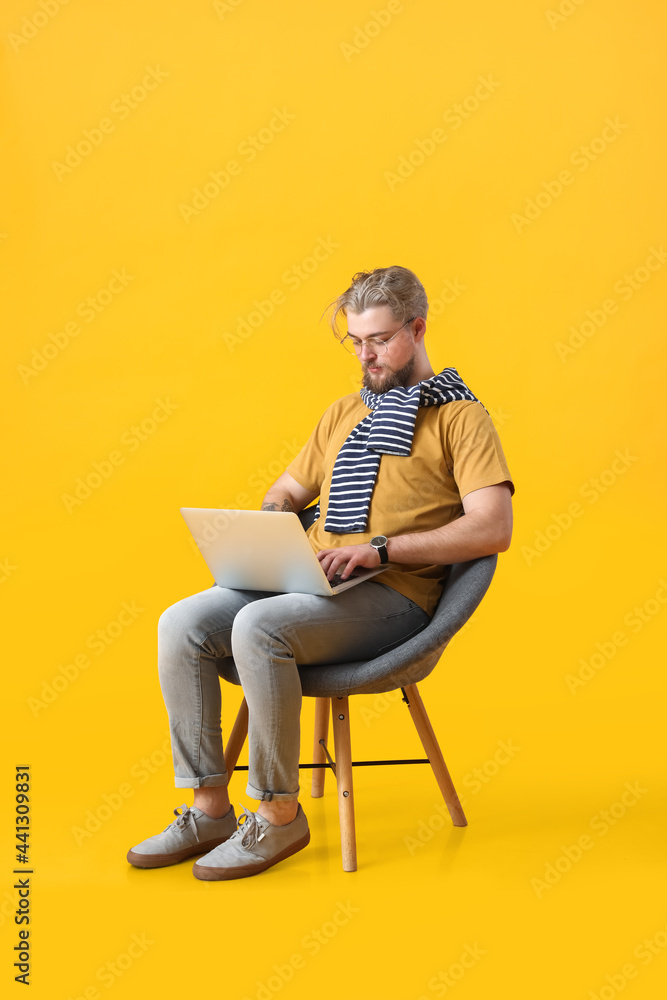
<box><xmin>192</xmin><ymin>804</ymin><xmax>310</xmax><ymax>881</ymax></box>
<box><xmin>127</xmin><ymin>804</ymin><xmax>237</xmax><ymax>868</ymax></box>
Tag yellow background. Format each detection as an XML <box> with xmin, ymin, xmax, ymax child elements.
<box><xmin>2</xmin><ymin>0</ymin><xmax>666</xmax><ymax>997</ymax></box>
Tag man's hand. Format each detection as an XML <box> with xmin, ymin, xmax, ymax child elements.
<box><xmin>317</xmin><ymin>543</ymin><xmax>380</xmax><ymax>581</ymax></box>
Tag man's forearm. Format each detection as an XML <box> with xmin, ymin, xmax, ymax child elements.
<box><xmin>260</xmin><ymin>489</ymin><xmax>297</xmax><ymax>513</ymax></box>
<box><xmin>260</xmin><ymin>471</ymin><xmax>319</xmax><ymax>514</ymax></box>
<box><xmin>386</xmin><ymin>511</ymin><xmax>511</xmax><ymax>566</ymax></box>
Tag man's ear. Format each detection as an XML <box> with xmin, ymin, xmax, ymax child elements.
<box><xmin>413</xmin><ymin>317</ymin><xmax>427</xmax><ymax>343</ymax></box>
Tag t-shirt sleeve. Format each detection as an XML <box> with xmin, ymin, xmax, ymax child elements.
<box><xmin>446</xmin><ymin>401</ymin><xmax>515</xmax><ymax>499</ymax></box>
<box><xmin>285</xmin><ymin>406</ymin><xmax>333</xmax><ymax>495</ymax></box>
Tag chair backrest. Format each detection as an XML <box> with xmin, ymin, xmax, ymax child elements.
<box><xmin>295</xmin><ymin>506</ymin><xmax>497</xmax><ymax>697</ymax></box>
<box><xmin>297</xmin><ymin>505</ymin><xmax>320</xmax><ymax>532</ymax></box>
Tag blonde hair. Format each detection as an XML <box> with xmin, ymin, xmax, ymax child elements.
<box><xmin>323</xmin><ymin>265</ymin><xmax>429</xmax><ymax>339</ymax></box>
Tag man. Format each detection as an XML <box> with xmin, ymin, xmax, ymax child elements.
<box><xmin>127</xmin><ymin>265</ymin><xmax>514</xmax><ymax>879</ymax></box>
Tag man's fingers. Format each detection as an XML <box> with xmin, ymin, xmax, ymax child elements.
<box><xmin>329</xmin><ymin>557</ymin><xmax>346</xmax><ymax>580</ymax></box>
<box><xmin>317</xmin><ymin>546</ymin><xmax>367</xmax><ymax>581</ymax></box>
<box><xmin>331</xmin><ymin>556</ymin><xmax>352</xmax><ymax>581</ymax></box>
<box><xmin>318</xmin><ymin>551</ymin><xmax>343</xmax><ymax>579</ymax></box>
<box><xmin>341</xmin><ymin>556</ymin><xmax>359</xmax><ymax>579</ymax></box>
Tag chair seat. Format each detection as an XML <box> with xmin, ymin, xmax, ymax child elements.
<box><xmin>217</xmin><ymin>553</ymin><xmax>497</xmax><ymax>697</ymax></box>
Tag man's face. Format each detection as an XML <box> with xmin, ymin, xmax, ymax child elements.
<box><xmin>345</xmin><ymin>306</ymin><xmax>418</xmax><ymax>393</ymax></box>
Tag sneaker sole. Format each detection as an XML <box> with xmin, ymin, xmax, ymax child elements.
<box><xmin>192</xmin><ymin>829</ymin><xmax>311</xmax><ymax>881</ymax></box>
<box><xmin>127</xmin><ymin>834</ymin><xmax>232</xmax><ymax>869</ymax></box>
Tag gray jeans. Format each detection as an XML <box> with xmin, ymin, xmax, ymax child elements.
<box><xmin>157</xmin><ymin>580</ymin><xmax>431</xmax><ymax>801</ymax></box>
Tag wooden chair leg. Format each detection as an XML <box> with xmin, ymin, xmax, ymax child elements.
<box><xmin>331</xmin><ymin>696</ymin><xmax>357</xmax><ymax>872</ymax></box>
<box><xmin>223</xmin><ymin>697</ymin><xmax>248</xmax><ymax>778</ymax></box>
<box><xmin>403</xmin><ymin>683</ymin><xmax>467</xmax><ymax>827</ymax></box>
<box><xmin>311</xmin><ymin>697</ymin><xmax>330</xmax><ymax>798</ymax></box>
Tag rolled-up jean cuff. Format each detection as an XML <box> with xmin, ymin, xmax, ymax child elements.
<box><xmin>246</xmin><ymin>781</ymin><xmax>300</xmax><ymax>802</ymax></box>
<box><xmin>174</xmin><ymin>772</ymin><xmax>228</xmax><ymax>789</ymax></box>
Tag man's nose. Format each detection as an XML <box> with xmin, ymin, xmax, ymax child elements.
<box><xmin>358</xmin><ymin>341</ymin><xmax>378</xmax><ymax>359</ymax></box>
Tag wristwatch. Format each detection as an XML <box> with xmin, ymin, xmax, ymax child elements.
<box><xmin>369</xmin><ymin>535</ymin><xmax>389</xmax><ymax>564</ymax></box>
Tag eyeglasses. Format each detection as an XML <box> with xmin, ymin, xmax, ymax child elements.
<box><xmin>339</xmin><ymin>317</ymin><xmax>416</xmax><ymax>355</ymax></box>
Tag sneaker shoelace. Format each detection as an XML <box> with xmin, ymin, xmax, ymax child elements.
<box><xmin>163</xmin><ymin>804</ymin><xmax>199</xmax><ymax>843</ymax></box>
<box><xmin>229</xmin><ymin>806</ymin><xmax>267</xmax><ymax>850</ymax></box>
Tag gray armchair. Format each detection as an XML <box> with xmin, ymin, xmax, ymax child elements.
<box><xmin>221</xmin><ymin>506</ymin><xmax>498</xmax><ymax>870</ymax></box>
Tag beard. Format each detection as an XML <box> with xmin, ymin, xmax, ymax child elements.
<box><xmin>361</xmin><ymin>354</ymin><xmax>417</xmax><ymax>393</ymax></box>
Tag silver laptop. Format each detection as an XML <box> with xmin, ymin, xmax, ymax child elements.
<box><xmin>180</xmin><ymin>508</ymin><xmax>390</xmax><ymax>596</ymax></box>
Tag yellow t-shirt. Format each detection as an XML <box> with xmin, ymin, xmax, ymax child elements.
<box><xmin>287</xmin><ymin>393</ymin><xmax>515</xmax><ymax>617</ymax></box>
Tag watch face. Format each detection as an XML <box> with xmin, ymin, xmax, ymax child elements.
<box><xmin>371</xmin><ymin>536</ymin><xmax>387</xmax><ymax>546</ymax></box>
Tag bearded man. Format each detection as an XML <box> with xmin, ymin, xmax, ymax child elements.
<box><xmin>127</xmin><ymin>264</ymin><xmax>515</xmax><ymax>879</ymax></box>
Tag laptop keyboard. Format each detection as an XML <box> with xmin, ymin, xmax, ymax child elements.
<box><xmin>329</xmin><ymin>571</ymin><xmax>361</xmax><ymax>588</ymax></box>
